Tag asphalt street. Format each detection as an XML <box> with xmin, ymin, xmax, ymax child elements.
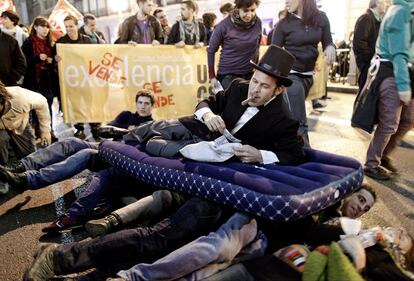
<box><xmin>0</xmin><ymin>91</ymin><xmax>413</xmax><ymax>280</ymax></box>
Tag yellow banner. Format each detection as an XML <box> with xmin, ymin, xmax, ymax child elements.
<box><xmin>57</xmin><ymin>44</ymin><xmax>214</xmax><ymax>123</ymax></box>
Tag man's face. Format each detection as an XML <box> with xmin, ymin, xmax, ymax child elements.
<box><xmin>64</xmin><ymin>19</ymin><xmax>78</xmax><ymax>39</ymax></box>
<box><xmin>85</xmin><ymin>19</ymin><xmax>97</xmax><ymax>32</ymax></box>
<box><xmin>247</xmin><ymin>70</ymin><xmax>281</xmax><ymax>107</ymax></box>
<box><xmin>155</xmin><ymin>11</ymin><xmax>169</xmax><ymax>26</ymax></box>
<box><xmin>375</xmin><ymin>0</ymin><xmax>386</xmax><ymax>16</ymax></box>
<box><xmin>136</xmin><ymin>96</ymin><xmax>153</xmax><ymax>117</ymax></box>
<box><xmin>238</xmin><ymin>4</ymin><xmax>257</xmax><ymax>23</ymax></box>
<box><xmin>341</xmin><ymin>188</ymin><xmax>375</xmax><ymax>219</ymax></box>
<box><xmin>180</xmin><ymin>4</ymin><xmax>193</xmax><ymax>21</ymax></box>
<box><xmin>139</xmin><ymin>0</ymin><xmax>154</xmax><ymax>16</ymax></box>
<box><xmin>1</xmin><ymin>16</ymin><xmax>14</xmax><ymax>29</ymax></box>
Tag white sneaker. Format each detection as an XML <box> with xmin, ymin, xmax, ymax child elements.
<box><xmin>0</xmin><ymin>181</ymin><xmax>9</xmax><ymax>195</ymax></box>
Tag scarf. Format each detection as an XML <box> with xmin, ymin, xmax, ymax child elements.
<box><xmin>1</xmin><ymin>25</ymin><xmax>25</xmax><ymax>46</ymax></box>
<box><xmin>178</xmin><ymin>19</ymin><xmax>200</xmax><ymax>44</ymax></box>
<box><xmin>230</xmin><ymin>10</ymin><xmax>258</xmax><ymax>30</ymax></box>
<box><xmin>32</xmin><ymin>35</ymin><xmax>53</xmax><ymax>90</ymax></box>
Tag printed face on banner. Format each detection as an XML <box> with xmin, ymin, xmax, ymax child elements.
<box><xmin>136</xmin><ymin>96</ymin><xmax>153</xmax><ymax>117</ymax></box>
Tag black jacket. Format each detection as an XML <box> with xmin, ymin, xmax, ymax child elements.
<box><xmin>21</xmin><ymin>38</ymin><xmax>58</xmax><ymax>94</ymax></box>
<box><xmin>167</xmin><ymin>20</ymin><xmax>207</xmax><ymax>45</ymax></box>
<box><xmin>118</xmin><ymin>14</ymin><xmax>162</xmax><ymax>44</ymax></box>
<box><xmin>271</xmin><ymin>12</ymin><xmax>334</xmax><ymax>72</ymax></box>
<box><xmin>0</xmin><ymin>30</ymin><xmax>26</xmax><ymax>86</ymax></box>
<box><xmin>78</xmin><ymin>26</ymin><xmax>106</xmax><ymax>44</ymax></box>
<box><xmin>353</xmin><ymin>9</ymin><xmax>381</xmax><ymax>71</ymax></box>
<box><xmin>179</xmin><ymin>78</ymin><xmax>306</xmax><ymax>165</ymax></box>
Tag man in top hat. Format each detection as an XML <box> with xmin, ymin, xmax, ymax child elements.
<box><xmin>116</xmin><ymin>45</ymin><xmax>305</xmax><ymax>165</ymax></box>
<box><xmin>23</xmin><ymin>46</ymin><xmax>307</xmax><ymax>281</ymax></box>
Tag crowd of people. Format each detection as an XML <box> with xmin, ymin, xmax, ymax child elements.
<box><xmin>0</xmin><ymin>0</ymin><xmax>413</xmax><ymax>280</ymax></box>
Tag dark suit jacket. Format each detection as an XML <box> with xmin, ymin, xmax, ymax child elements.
<box><xmin>179</xmin><ymin>78</ymin><xmax>306</xmax><ymax>165</ymax></box>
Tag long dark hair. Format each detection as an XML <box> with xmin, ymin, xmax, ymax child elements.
<box><xmin>284</xmin><ymin>0</ymin><xmax>322</xmax><ymax>28</ymax></box>
<box><xmin>301</xmin><ymin>0</ymin><xmax>322</xmax><ymax>27</ymax></box>
<box><xmin>29</xmin><ymin>16</ymin><xmax>53</xmax><ymax>46</ymax></box>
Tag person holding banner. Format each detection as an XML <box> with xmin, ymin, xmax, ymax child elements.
<box><xmin>207</xmin><ymin>0</ymin><xmax>262</xmax><ymax>90</ymax></box>
<box><xmin>167</xmin><ymin>0</ymin><xmax>206</xmax><ymax>48</ymax></box>
<box><xmin>118</xmin><ymin>0</ymin><xmax>162</xmax><ymax>45</ymax></box>
<box><xmin>55</xmin><ymin>14</ymin><xmax>95</xmax><ymax>140</ymax></box>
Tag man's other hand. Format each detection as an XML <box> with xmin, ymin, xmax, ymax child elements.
<box><xmin>233</xmin><ymin>145</ymin><xmax>263</xmax><ymax>163</ymax></box>
<box><xmin>202</xmin><ymin>112</ymin><xmax>226</xmax><ymax>133</ymax></box>
<box><xmin>40</xmin><ymin>133</ymin><xmax>52</xmax><ymax>147</ymax></box>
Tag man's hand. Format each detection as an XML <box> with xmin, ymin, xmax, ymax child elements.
<box><xmin>175</xmin><ymin>41</ymin><xmax>186</xmax><ymax>48</ymax></box>
<box><xmin>194</xmin><ymin>42</ymin><xmax>204</xmax><ymax>49</ymax></box>
<box><xmin>202</xmin><ymin>112</ymin><xmax>226</xmax><ymax>133</ymax></box>
<box><xmin>152</xmin><ymin>40</ymin><xmax>160</xmax><ymax>46</ymax></box>
<box><xmin>399</xmin><ymin>90</ymin><xmax>412</xmax><ymax>106</ymax></box>
<box><xmin>128</xmin><ymin>41</ymin><xmax>137</xmax><ymax>46</ymax></box>
<box><xmin>233</xmin><ymin>145</ymin><xmax>263</xmax><ymax>163</ymax></box>
<box><xmin>40</xmin><ymin>133</ymin><xmax>52</xmax><ymax>147</ymax></box>
<box><xmin>55</xmin><ymin>55</ymin><xmax>62</xmax><ymax>63</ymax></box>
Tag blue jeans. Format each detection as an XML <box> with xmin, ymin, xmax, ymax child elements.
<box><xmin>65</xmin><ymin>167</ymin><xmax>153</xmax><ymax>219</ymax></box>
<box><xmin>21</xmin><ymin>137</ymin><xmax>99</xmax><ymax>189</ymax></box>
<box><xmin>117</xmin><ymin>212</ymin><xmax>263</xmax><ymax>281</ymax></box>
<box><xmin>200</xmin><ymin>263</ymin><xmax>255</xmax><ymax>281</ymax></box>
<box><xmin>53</xmin><ymin>198</ymin><xmax>228</xmax><ymax>276</ymax></box>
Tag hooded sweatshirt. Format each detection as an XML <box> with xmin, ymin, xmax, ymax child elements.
<box><xmin>376</xmin><ymin>0</ymin><xmax>414</xmax><ymax>92</ymax></box>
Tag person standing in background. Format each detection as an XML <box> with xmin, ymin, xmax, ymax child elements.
<box><xmin>22</xmin><ymin>16</ymin><xmax>59</xmax><ymax>143</ymax></box>
<box><xmin>1</xmin><ymin>10</ymin><xmax>28</xmax><ymax>47</ymax></box>
<box><xmin>202</xmin><ymin>12</ymin><xmax>217</xmax><ymax>45</ymax></box>
<box><xmin>363</xmin><ymin>0</ymin><xmax>414</xmax><ymax>180</ymax></box>
<box><xmin>271</xmin><ymin>0</ymin><xmax>336</xmax><ymax>147</ymax></box>
<box><xmin>79</xmin><ymin>13</ymin><xmax>106</xmax><ymax>44</ymax></box>
<box><xmin>353</xmin><ymin>0</ymin><xmax>386</xmax><ymax>90</ymax></box>
<box><xmin>0</xmin><ymin>28</ymin><xmax>26</xmax><ymax>87</ymax></box>
<box><xmin>208</xmin><ymin>0</ymin><xmax>262</xmax><ymax>90</ymax></box>
<box><xmin>153</xmin><ymin>9</ymin><xmax>171</xmax><ymax>44</ymax></box>
<box><xmin>167</xmin><ymin>0</ymin><xmax>206</xmax><ymax>48</ymax></box>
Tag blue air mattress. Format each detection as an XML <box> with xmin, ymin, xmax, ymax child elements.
<box><xmin>98</xmin><ymin>141</ymin><xmax>364</xmax><ymax>221</ymax></box>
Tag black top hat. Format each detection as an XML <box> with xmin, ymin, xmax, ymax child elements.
<box><xmin>250</xmin><ymin>45</ymin><xmax>295</xmax><ymax>87</ymax></box>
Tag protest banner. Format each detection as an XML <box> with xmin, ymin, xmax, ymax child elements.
<box><xmin>57</xmin><ymin>44</ymin><xmax>216</xmax><ymax>123</ymax></box>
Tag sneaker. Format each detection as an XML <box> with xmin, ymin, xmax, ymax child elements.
<box><xmin>5</xmin><ymin>161</ymin><xmax>26</xmax><ymax>173</ymax></box>
<box><xmin>85</xmin><ymin>214</ymin><xmax>120</xmax><ymax>238</ymax></box>
<box><xmin>381</xmin><ymin>156</ymin><xmax>398</xmax><ymax>173</ymax></box>
<box><xmin>364</xmin><ymin>166</ymin><xmax>391</xmax><ymax>181</ymax></box>
<box><xmin>42</xmin><ymin>215</ymin><xmax>84</xmax><ymax>233</ymax></box>
<box><xmin>0</xmin><ymin>181</ymin><xmax>9</xmax><ymax>195</ymax></box>
<box><xmin>0</xmin><ymin>165</ymin><xmax>27</xmax><ymax>188</ymax></box>
<box><xmin>74</xmin><ymin>130</ymin><xmax>86</xmax><ymax>140</ymax></box>
<box><xmin>23</xmin><ymin>243</ymin><xmax>58</xmax><ymax>281</ymax></box>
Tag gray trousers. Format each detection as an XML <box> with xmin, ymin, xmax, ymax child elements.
<box><xmin>123</xmin><ymin>119</ymin><xmax>202</xmax><ymax>157</ymax></box>
<box><xmin>285</xmin><ymin>74</ymin><xmax>314</xmax><ymax>147</ymax></box>
<box><xmin>365</xmin><ymin>77</ymin><xmax>414</xmax><ymax>168</ymax></box>
<box><xmin>114</xmin><ymin>190</ymin><xmax>188</xmax><ymax>226</ymax></box>
<box><xmin>0</xmin><ymin>124</ymin><xmax>36</xmax><ymax>164</ymax></box>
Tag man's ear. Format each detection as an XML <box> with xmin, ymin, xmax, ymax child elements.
<box><xmin>275</xmin><ymin>85</ymin><xmax>285</xmax><ymax>96</ymax></box>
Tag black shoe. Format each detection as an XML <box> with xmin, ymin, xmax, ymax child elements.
<box><xmin>85</xmin><ymin>214</ymin><xmax>120</xmax><ymax>238</ymax></box>
<box><xmin>364</xmin><ymin>166</ymin><xmax>391</xmax><ymax>180</ymax></box>
<box><xmin>74</xmin><ymin>129</ymin><xmax>86</xmax><ymax>140</ymax></box>
<box><xmin>381</xmin><ymin>156</ymin><xmax>398</xmax><ymax>173</ymax></box>
<box><xmin>0</xmin><ymin>165</ymin><xmax>27</xmax><ymax>188</ymax></box>
<box><xmin>42</xmin><ymin>215</ymin><xmax>84</xmax><ymax>233</ymax></box>
<box><xmin>312</xmin><ymin>101</ymin><xmax>327</xmax><ymax>109</ymax></box>
<box><xmin>5</xmin><ymin>161</ymin><xmax>26</xmax><ymax>173</ymax></box>
<box><xmin>97</xmin><ymin>125</ymin><xmax>129</xmax><ymax>139</ymax></box>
